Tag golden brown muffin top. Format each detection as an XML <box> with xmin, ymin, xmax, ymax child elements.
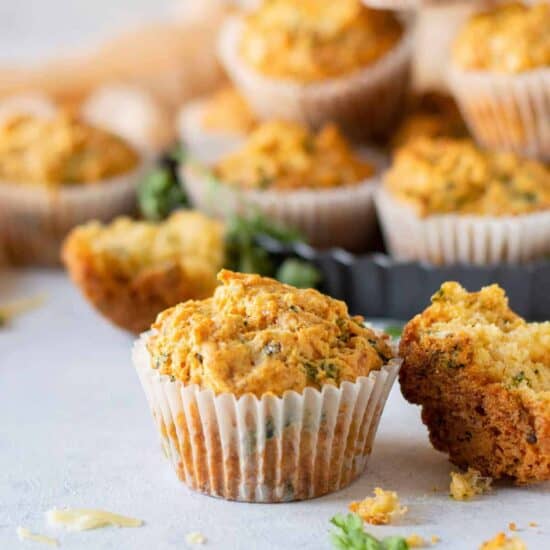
<box><xmin>214</xmin><ymin>120</ymin><xmax>374</xmax><ymax>191</ymax></box>
<box><xmin>0</xmin><ymin>114</ymin><xmax>139</xmax><ymax>186</ymax></box>
<box><xmin>452</xmin><ymin>2</ymin><xmax>550</xmax><ymax>73</ymax></box>
<box><xmin>384</xmin><ymin>137</ymin><xmax>550</xmax><ymax>217</ymax></box>
<box><xmin>147</xmin><ymin>270</ymin><xmax>393</xmax><ymax>397</ymax></box>
<box><xmin>65</xmin><ymin>211</ymin><xmax>225</xmax><ymax>282</ymax></box>
<box><xmin>201</xmin><ymin>86</ymin><xmax>257</xmax><ymax>134</ymax></box>
<box><xmin>403</xmin><ymin>282</ymin><xmax>550</xmax><ymax>401</ymax></box>
<box><xmin>239</xmin><ymin>0</ymin><xmax>403</xmax><ymax>82</ymax></box>
<box><xmin>391</xmin><ymin>92</ymin><xmax>468</xmax><ymax>149</ymax></box>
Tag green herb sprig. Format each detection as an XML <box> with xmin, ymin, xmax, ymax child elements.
<box><xmin>329</xmin><ymin>514</ymin><xmax>409</xmax><ymax>550</ymax></box>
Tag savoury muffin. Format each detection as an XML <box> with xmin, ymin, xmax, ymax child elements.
<box><xmin>391</xmin><ymin>91</ymin><xmax>468</xmax><ymax>149</ymax></box>
<box><xmin>133</xmin><ymin>270</ymin><xmax>400</xmax><ymax>502</ymax></box>
<box><xmin>218</xmin><ymin>0</ymin><xmax>412</xmax><ymax>140</ymax></box>
<box><xmin>448</xmin><ymin>2</ymin><xmax>550</xmax><ymax>159</ymax></box>
<box><xmin>399</xmin><ymin>282</ymin><xmax>550</xmax><ymax>483</ymax></box>
<box><xmin>376</xmin><ymin>137</ymin><xmax>550</xmax><ymax>264</ymax></box>
<box><xmin>0</xmin><ymin>114</ymin><xmax>146</xmax><ymax>265</ymax></box>
<box><xmin>184</xmin><ymin>120</ymin><xmax>385</xmax><ymax>251</ymax></box>
<box><xmin>63</xmin><ymin>211</ymin><xmax>225</xmax><ymax>333</ymax></box>
<box><xmin>178</xmin><ymin>86</ymin><xmax>257</xmax><ymax>164</ymax></box>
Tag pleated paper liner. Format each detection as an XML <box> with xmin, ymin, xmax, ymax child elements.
<box><xmin>448</xmin><ymin>66</ymin><xmax>550</xmax><ymax>161</ymax></box>
<box><xmin>178</xmin><ymin>99</ymin><xmax>247</xmax><ymax>164</ymax></box>
<box><xmin>375</xmin><ymin>188</ymin><xmax>550</xmax><ymax>266</ymax></box>
<box><xmin>0</xmin><ymin>160</ymin><xmax>149</xmax><ymax>266</ymax></box>
<box><xmin>218</xmin><ymin>16</ymin><xmax>414</xmax><ymax>141</ymax></box>
<box><xmin>133</xmin><ymin>332</ymin><xmax>400</xmax><ymax>503</ymax></box>
<box><xmin>182</xmin><ymin>148</ymin><xmax>388</xmax><ymax>252</ymax></box>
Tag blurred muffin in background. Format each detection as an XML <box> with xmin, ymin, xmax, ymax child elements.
<box><xmin>448</xmin><ymin>1</ymin><xmax>550</xmax><ymax>159</ymax></box>
<box><xmin>219</xmin><ymin>0</ymin><xmax>413</xmax><ymax>139</ymax></box>
<box><xmin>376</xmin><ymin>136</ymin><xmax>550</xmax><ymax>265</ymax></box>
<box><xmin>63</xmin><ymin>210</ymin><xmax>225</xmax><ymax>333</ymax></box>
<box><xmin>391</xmin><ymin>91</ymin><xmax>468</xmax><ymax>149</ymax></box>
<box><xmin>133</xmin><ymin>269</ymin><xmax>400</xmax><ymax>501</ymax></box>
<box><xmin>179</xmin><ymin>86</ymin><xmax>257</xmax><ymax>163</ymax></box>
<box><xmin>0</xmin><ymin>114</ymin><xmax>146</xmax><ymax>265</ymax></box>
<box><xmin>184</xmin><ymin>120</ymin><xmax>384</xmax><ymax>251</ymax></box>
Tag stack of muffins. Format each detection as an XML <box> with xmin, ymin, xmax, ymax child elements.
<box><xmin>180</xmin><ymin>0</ymin><xmax>549</xmax><ymax>267</ymax></box>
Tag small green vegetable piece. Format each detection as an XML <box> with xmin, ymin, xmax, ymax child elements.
<box><xmin>329</xmin><ymin>514</ymin><xmax>410</xmax><ymax>550</ymax></box>
<box><xmin>384</xmin><ymin>325</ymin><xmax>403</xmax><ymax>339</ymax></box>
<box><xmin>138</xmin><ymin>166</ymin><xmax>188</xmax><ymax>221</ymax></box>
<box><xmin>275</xmin><ymin>259</ymin><xmax>321</xmax><ymax>289</ymax></box>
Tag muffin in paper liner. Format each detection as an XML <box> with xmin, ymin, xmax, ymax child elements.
<box><xmin>182</xmin><ymin>148</ymin><xmax>387</xmax><ymax>252</ymax></box>
<box><xmin>0</xmin><ymin>160</ymin><xmax>149</xmax><ymax>266</ymax></box>
<box><xmin>133</xmin><ymin>332</ymin><xmax>400</xmax><ymax>502</ymax></box>
<box><xmin>177</xmin><ymin>99</ymin><xmax>247</xmax><ymax>164</ymax></box>
<box><xmin>375</xmin><ymin>187</ymin><xmax>550</xmax><ymax>265</ymax></box>
<box><xmin>448</xmin><ymin>66</ymin><xmax>550</xmax><ymax>160</ymax></box>
<box><xmin>218</xmin><ymin>16</ymin><xmax>414</xmax><ymax>141</ymax></box>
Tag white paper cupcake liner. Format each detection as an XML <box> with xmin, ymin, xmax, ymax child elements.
<box><xmin>178</xmin><ymin>99</ymin><xmax>248</xmax><ymax>164</ymax></box>
<box><xmin>0</xmin><ymin>160</ymin><xmax>149</xmax><ymax>266</ymax></box>
<box><xmin>182</xmin><ymin>148</ymin><xmax>388</xmax><ymax>251</ymax></box>
<box><xmin>375</xmin><ymin>188</ymin><xmax>550</xmax><ymax>265</ymax></box>
<box><xmin>448</xmin><ymin>65</ymin><xmax>550</xmax><ymax>160</ymax></box>
<box><xmin>133</xmin><ymin>332</ymin><xmax>400</xmax><ymax>502</ymax></box>
<box><xmin>218</xmin><ymin>17</ymin><xmax>414</xmax><ymax>140</ymax></box>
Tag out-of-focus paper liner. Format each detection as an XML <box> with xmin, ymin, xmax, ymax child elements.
<box><xmin>448</xmin><ymin>66</ymin><xmax>550</xmax><ymax>161</ymax></box>
<box><xmin>133</xmin><ymin>333</ymin><xmax>400</xmax><ymax>502</ymax></box>
<box><xmin>0</xmin><ymin>161</ymin><xmax>148</xmax><ymax>266</ymax></box>
<box><xmin>178</xmin><ymin>99</ymin><xmax>247</xmax><ymax>164</ymax></box>
<box><xmin>182</xmin><ymin>148</ymin><xmax>388</xmax><ymax>251</ymax></box>
<box><xmin>375</xmin><ymin>188</ymin><xmax>550</xmax><ymax>265</ymax></box>
<box><xmin>218</xmin><ymin>17</ymin><xmax>414</xmax><ymax>140</ymax></box>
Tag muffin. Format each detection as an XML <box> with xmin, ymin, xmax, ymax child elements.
<box><xmin>184</xmin><ymin>120</ymin><xmax>385</xmax><ymax>251</ymax></box>
<box><xmin>448</xmin><ymin>2</ymin><xmax>550</xmax><ymax>159</ymax></box>
<box><xmin>62</xmin><ymin>211</ymin><xmax>225</xmax><ymax>333</ymax></box>
<box><xmin>218</xmin><ymin>0</ymin><xmax>413</xmax><ymax>140</ymax></box>
<box><xmin>133</xmin><ymin>269</ymin><xmax>400</xmax><ymax>502</ymax></box>
<box><xmin>399</xmin><ymin>282</ymin><xmax>550</xmax><ymax>483</ymax></box>
<box><xmin>178</xmin><ymin>86</ymin><xmax>257</xmax><ymax>163</ymax></box>
<box><xmin>376</xmin><ymin>137</ymin><xmax>550</xmax><ymax>264</ymax></box>
<box><xmin>0</xmin><ymin>113</ymin><xmax>146</xmax><ymax>265</ymax></box>
<box><xmin>391</xmin><ymin>91</ymin><xmax>468</xmax><ymax>149</ymax></box>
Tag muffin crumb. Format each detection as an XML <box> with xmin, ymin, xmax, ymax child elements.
<box><xmin>450</xmin><ymin>468</ymin><xmax>492</xmax><ymax>501</ymax></box>
<box><xmin>479</xmin><ymin>532</ymin><xmax>527</xmax><ymax>550</ymax></box>
<box><xmin>185</xmin><ymin>532</ymin><xmax>206</xmax><ymax>545</ymax></box>
<box><xmin>349</xmin><ymin>488</ymin><xmax>407</xmax><ymax>525</ymax></box>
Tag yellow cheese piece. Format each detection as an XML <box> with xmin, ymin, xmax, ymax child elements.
<box><xmin>16</xmin><ymin>527</ymin><xmax>58</xmax><ymax>546</ymax></box>
<box><xmin>46</xmin><ymin>508</ymin><xmax>143</xmax><ymax>531</ymax></box>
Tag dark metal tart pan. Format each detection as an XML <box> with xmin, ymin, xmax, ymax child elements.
<box><xmin>260</xmin><ymin>237</ymin><xmax>550</xmax><ymax>321</ymax></box>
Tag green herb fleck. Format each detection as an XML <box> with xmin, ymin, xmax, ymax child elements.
<box><xmin>304</xmin><ymin>362</ymin><xmax>318</xmax><ymax>383</ymax></box>
<box><xmin>384</xmin><ymin>324</ymin><xmax>403</xmax><ymax>339</ymax></box>
<box><xmin>329</xmin><ymin>513</ymin><xmax>409</xmax><ymax>550</ymax></box>
<box><xmin>275</xmin><ymin>259</ymin><xmax>321</xmax><ymax>289</ymax></box>
<box><xmin>137</xmin><ymin>166</ymin><xmax>188</xmax><ymax>221</ymax></box>
<box><xmin>511</xmin><ymin>371</ymin><xmax>529</xmax><ymax>387</ymax></box>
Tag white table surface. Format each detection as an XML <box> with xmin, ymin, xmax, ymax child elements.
<box><xmin>1</xmin><ymin>269</ymin><xmax>549</xmax><ymax>550</ymax></box>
